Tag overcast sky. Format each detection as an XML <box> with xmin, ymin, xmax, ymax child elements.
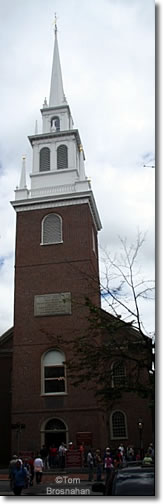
<box><xmin>0</xmin><ymin>0</ymin><xmax>155</xmax><ymax>337</ymax></box>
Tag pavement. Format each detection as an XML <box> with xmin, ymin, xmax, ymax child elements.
<box><xmin>0</xmin><ymin>468</ymin><xmax>105</xmax><ymax>496</ymax></box>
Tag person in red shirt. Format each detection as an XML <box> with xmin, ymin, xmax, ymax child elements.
<box><xmin>79</xmin><ymin>442</ymin><xmax>85</xmax><ymax>467</ymax></box>
<box><xmin>49</xmin><ymin>445</ymin><xmax>58</xmax><ymax>468</ymax></box>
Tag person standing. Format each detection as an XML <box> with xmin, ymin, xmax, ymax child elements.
<box><xmin>34</xmin><ymin>454</ymin><xmax>44</xmax><ymax>484</ymax></box>
<box><xmin>79</xmin><ymin>442</ymin><xmax>85</xmax><ymax>468</ymax></box>
<box><xmin>87</xmin><ymin>449</ymin><xmax>94</xmax><ymax>481</ymax></box>
<box><xmin>58</xmin><ymin>442</ymin><xmax>67</xmax><ymax>469</ymax></box>
<box><xmin>40</xmin><ymin>445</ymin><xmax>48</xmax><ymax>468</ymax></box>
<box><xmin>104</xmin><ymin>448</ymin><xmax>114</xmax><ymax>483</ymax></box>
<box><xmin>148</xmin><ymin>443</ymin><xmax>154</xmax><ymax>461</ymax></box>
<box><xmin>49</xmin><ymin>444</ymin><xmax>58</xmax><ymax>468</ymax></box>
<box><xmin>95</xmin><ymin>449</ymin><xmax>102</xmax><ymax>481</ymax></box>
<box><xmin>12</xmin><ymin>460</ymin><xmax>28</xmax><ymax>495</ymax></box>
<box><xmin>142</xmin><ymin>451</ymin><xmax>153</xmax><ymax>465</ymax></box>
<box><xmin>8</xmin><ymin>455</ymin><xmax>18</xmax><ymax>490</ymax></box>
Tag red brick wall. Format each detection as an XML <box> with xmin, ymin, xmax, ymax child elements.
<box><xmin>12</xmin><ymin>202</ymin><xmax>101</xmax><ymax>453</ymax></box>
<box><xmin>0</xmin><ymin>345</ymin><xmax>12</xmax><ymax>464</ymax></box>
<box><xmin>11</xmin><ymin>201</ymin><xmax>152</xmax><ymax>455</ymax></box>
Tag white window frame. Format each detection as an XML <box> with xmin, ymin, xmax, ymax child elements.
<box><xmin>111</xmin><ymin>360</ymin><xmax>126</xmax><ymax>388</ymax></box>
<box><xmin>51</xmin><ymin>116</ymin><xmax>60</xmax><ymax>132</ymax></box>
<box><xmin>41</xmin><ymin>213</ymin><xmax>63</xmax><ymax>246</ymax></box>
<box><xmin>41</xmin><ymin>349</ymin><xmax>67</xmax><ymax>396</ymax></box>
<box><xmin>110</xmin><ymin>410</ymin><xmax>128</xmax><ymax>440</ymax></box>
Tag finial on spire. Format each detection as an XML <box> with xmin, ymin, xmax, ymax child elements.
<box><xmin>49</xmin><ymin>14</ymin><xmax>65</xmax><ymax>107</ymax></box>
<box><xmin>53</xmin><ymin>12</ymin><xmax>57</xmax><ymax>34</ymax></box>
<box><xmin>43</xmin><ymin>97</ymin><xmax>48</xmax><ymax>108</ymax></box>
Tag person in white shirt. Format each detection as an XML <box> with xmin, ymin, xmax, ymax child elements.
<box><xmin>58</xmin><ymin>442</ymin><xmax>67</xmax><ymax>469</ymax></box>
<box><xmin>34</xmin><ymin>454</ymin><xmax>44</xmax><ymax>484</ymax></box>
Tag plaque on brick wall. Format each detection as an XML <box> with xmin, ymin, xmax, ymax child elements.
<box><xmin>76</xmin><ymin>432</ymin><xmax>93</xmax><ymax>447</ymax></box>
<box><xmin>34</xmin><ymin>292</ymin><xmax>71</xmax><ymax>317</ymax></box>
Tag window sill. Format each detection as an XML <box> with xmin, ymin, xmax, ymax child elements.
<box><xmin>41</xmin><ymin>393</ymin><xmax>68</xmax><ymax>397</ymax></box>
<box><xmin>40</xmin><ymin>241</ymin><xmax>63</xmax><ymax>246</ymax></box>
<box><xmin>110</xmin><ymin>436</ymin><xmax>128</xmax><ymax>440</ymax></box>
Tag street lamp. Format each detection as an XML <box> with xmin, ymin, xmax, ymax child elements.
<box><xmin>137</xmin><ymin>418</ymin><xmax>144</xmax><ymax>459</ymax></box>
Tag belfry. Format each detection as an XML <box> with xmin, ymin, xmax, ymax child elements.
<box><xmin>11</xmin><ymin>23</ymin><xmax>102</xmax><ymax>452</ymax></box>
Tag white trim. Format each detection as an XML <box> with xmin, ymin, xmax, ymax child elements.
<box><xmin>41</xmin><ymin>392</ymin><xmax>68</xmax><ymax>396</ymax></box>
<box><xmin>41</xmin><ymin>213</ymin><xmax>63</xmax><ymax>245</ymax></box>
<box><xmin>110</xmin><ymin>410</ymin><xmax>128</xmax><ymax>440</ymax></box>
<box><xmin>40</xmin><ymin>416</ymin><xmax>69</xmax><ymax>447</ymax></box>
<box><xmin>111</xmin><ymin>360</ymin><xmax>126</xmax><ymax>388</ymax></box>
<box><xmin>11</xmin><ymin>194</ymin><xmax>102</xmax><ymax>231</ymax></box>
<box><xmin>40</xmin><ymin>241</ymin><xmax>63</xmax><ymax>246</ymax></box>
<box><xmin>41</xmin><ymin>348</ymin><xmax>67</xmax><ymax>396</ymax></box>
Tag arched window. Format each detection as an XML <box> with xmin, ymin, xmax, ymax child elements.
<box><xmin>51</xmin><ymin>116</ymin><xmax>60</xmax><ymax>131</ymax></box>
<box><xmin>111</xmin><ymin>361</ymin><xmax>126</xmax><ymax>388</ymax></box>
<box><xmin>42</xmin><ymin>350</ymin><xmax>66</xmax><ymax>395</ymax></box>
<box><xmin>111</xmin><ymin>411</ymin><xmax>128</xmax><ymax>439</ymax></box>
<box><xmin>41</xmin><ymin>213</ymin><xmax>62</xmax><ymax>245</ymax></box>
<box><xmin>57</xmin><ymin>145</ymin><xmax>68</xmax><ymax>170</ymax></box>
<box><xmin>40</xmin><ymin>147</ymin><xmax>50</xmax><ymax>172</ymax></box>
<box><xmin>45</xmin><ymin>418</ymin><xmax>66</xmax><ymax>431</ymax></box>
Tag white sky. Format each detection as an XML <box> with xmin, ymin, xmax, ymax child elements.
<box><xmin>0</xmin><ymin>0</ymin><xmax>155</xmax><ymax>337</ymax></box>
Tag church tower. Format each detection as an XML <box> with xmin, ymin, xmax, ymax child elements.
<box><xmin>11</xmin><ymin>23</ymin><xmax>102</xmax><ymax>453</ymax></box>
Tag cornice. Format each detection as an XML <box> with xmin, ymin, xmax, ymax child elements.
<box><xmin>28</xmin><ymin>129</ymin><xmax>81</xmax><ymax>148</ymax></box>
<box><xmin>40</xmin><ymin>104</ymin><xmax>71</xmax><ymax>114</ymax></box>
<box><xmin>11</xmin><ymin>192</ymin><xmax>102</xmax><ymax>231</ymax></box>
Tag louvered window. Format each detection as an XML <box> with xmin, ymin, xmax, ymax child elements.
<box><xmin>42</xmin><ymin>214</ymin><xmax>62</xmax><ymax>245</ymax></box>
<box><xmin>111</xmin><ymin>411</ymin><xmax>127</xmax><ymax>439</ymax></box>
<box><xmin>40</xmin><ymin>147</ymin><xmax>50</xmax><ymax>172</ymax></box>
<box><xmin>57</xmin><ymin>145</ymin><xmax>68</xmax><ymax>170</ymax></box>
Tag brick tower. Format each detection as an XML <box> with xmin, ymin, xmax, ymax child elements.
<box><xmin>11</xmin><ymin>23</ymin><xmax>103</xmax><ymax>453</ymax></box>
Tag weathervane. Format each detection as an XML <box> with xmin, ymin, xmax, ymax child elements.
<box><xmin>52</xmin><ymin>12</ymin><xmax>58</xmax><ymax>34</ymax></box>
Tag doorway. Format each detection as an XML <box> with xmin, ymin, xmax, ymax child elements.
<box><xmin>45</xmin><ymin>431</ymin><xmax>66</xmax><ymax>449</ymax></box>
<box><xmin>41</xmin><ymin>417</ymin><xmax>68</xmax><ymax>449</ymax></box>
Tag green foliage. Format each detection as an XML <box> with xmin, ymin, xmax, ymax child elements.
<box><xmin>66</xmin><ymin>298</ymin><xmax>154</xmax><ymax>407</ymax></box>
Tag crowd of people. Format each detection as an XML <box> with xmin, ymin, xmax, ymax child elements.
<box><xmin>86</xmin><ymin>442</ymin><xmax>154</xmax><ymax>482</ymax></box>
<box><xmin>8</xmin><ymin>442</ymin><xmax>70</xmax><ymax>495</ymax></box>
<box><xmin>8</xmin><ymin>453</ymin><xmax>43</xmax><ymax>495</ymax></box>
<box><xmin>8</xmin><ymin>441</ymin><xmax>154</xmax><ymax>495</ymax></box>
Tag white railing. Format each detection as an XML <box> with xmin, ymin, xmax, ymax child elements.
<box><xmin>30</xmin><ymin>184</ymin><xmax>76</xmax><ymax>198</ymax></box>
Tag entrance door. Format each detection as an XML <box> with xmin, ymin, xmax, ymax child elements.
<box><xmin>45</xmin><ymin>431</ymin><xmax>66</xmax><ymax>449</ymax></box>
<box><xmin>43</xmin><ymin>418</ymin><xmax>68</xmax><ymax>449</ymax></box>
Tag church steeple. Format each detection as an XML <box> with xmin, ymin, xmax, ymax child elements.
<box><xmin>49</xmin><ymin>19</ymin><xmax>66</xmax><ymax>107</ymax></box>
<box><xmin>12</xmin><ymin>21</ymin><xmax>102</xmax><ymax>233</ymax></box>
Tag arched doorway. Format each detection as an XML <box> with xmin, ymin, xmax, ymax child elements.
<box><xmin>41</xmin><ymin>418</ymin><xmax>68</xmax><ymax>449</ymax></box>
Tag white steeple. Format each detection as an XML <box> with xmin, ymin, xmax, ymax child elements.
<box><xmin>15</xmin><ymin>156</ymin><xmax>28</xmax><ymax>200</ymax></box>
<box><xmin>12</xmin><ymin>21</ymin><xmax>102</xmax><ymax>232</ymax></box>
<box><xmin>19</xmin><ymin>156</ymin><xmax>27</xmax><ymax>189</ymax></box>
<box><xmin>49</xmin><ymin>20</ymin><xmax>66</xmax><ymax>107</ymax></box>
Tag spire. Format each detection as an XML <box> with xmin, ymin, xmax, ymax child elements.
<box><xmin>35</xmin><ymin>120</ymin><xmax>38</xmax><ymax>134</ymax></box>
<box><xmin>19</xmin><ymin>156</ymin><xmax>27</xmax><ymax>189</ymax></box>
<box><xmin>49</xmin><ymin>16</ymin><xmax>66</xmax><ymax>107</ymax></box>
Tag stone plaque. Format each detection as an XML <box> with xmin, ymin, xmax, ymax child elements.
<box><xmin>34</xmin><ymin>292</ymin><xmax>71</xmax><ymax>317</ymax></box>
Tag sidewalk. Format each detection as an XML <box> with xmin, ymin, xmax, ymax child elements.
<box><xmin>0</xmin><ymin>468</ymin><xmax>97</xmax><ymax>482</ymax></box>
